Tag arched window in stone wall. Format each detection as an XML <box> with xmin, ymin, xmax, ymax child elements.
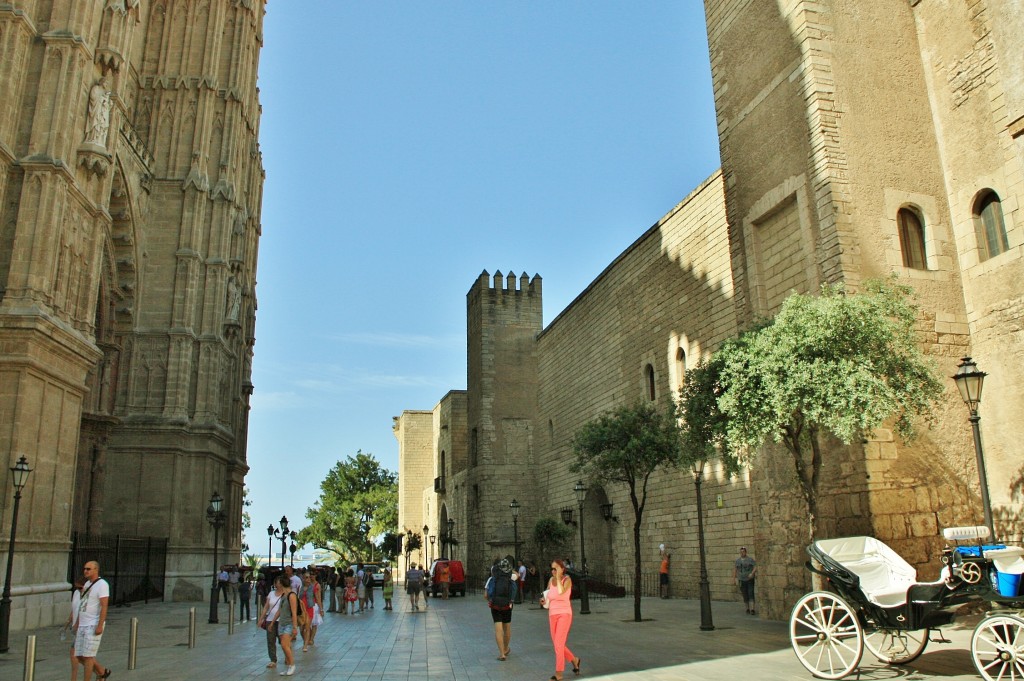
<box><xmin>645</xmin><ymin>363</ymin><xmax>656</xmax><ymax>401</ymax></box>
<box><xmin>675</xmin><ymin>347</ymin><xmax>687</xmax><ymax>391</ymax></box>
<box><xmin>897</xmin><ymin>206</ymin><xmax>927</xmax><ymax>269</ymax></box>
<box><xmin>974</xmin><ymin>190</ymin><xmax>1009</xmax><ymax>261</ymax></box>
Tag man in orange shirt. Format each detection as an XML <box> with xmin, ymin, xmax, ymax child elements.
<box><xmin>438</xmin><ymin>561</ymin><xmax>451</xmax><ymax>599</ymax></box>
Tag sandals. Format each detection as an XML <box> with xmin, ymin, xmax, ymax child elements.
<box><xmin>98</xmin><ymin>670</ymin><xmax>112</xmax><ymax>680</ymax></box>
<box><xmin>573</xmin><ymin>657</ymin><xmax>582</xmax><ymax>675</ymax></box>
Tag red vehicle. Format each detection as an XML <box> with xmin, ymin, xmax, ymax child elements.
<box><xmin>429</xmin><ymin>559</ymin><xmax>466</xmax><ymax>597</ymax></box>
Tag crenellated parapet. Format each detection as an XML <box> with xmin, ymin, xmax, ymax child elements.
<box><xmin>467</xmin><ymin>269</ymin><xmax>542</xmax><ymax>307</ymax></box>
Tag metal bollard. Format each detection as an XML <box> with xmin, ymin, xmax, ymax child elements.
<box><xmin>188</xmin><ymin>607</ymin><xmax>196</xmax><ymax>649</ymax></box>
<box><xmin>228</xmin><ymin>595</ymin><xmax>235</xmax><ymax>635</ymax></box>
<box><xmin>23</xmin><ymin>634</ymin><xmax>36</xmax><ymax>681</ymax></box>
<box><xmin>128</xmin><ymin>617</ymin><xmax>138</xmax><ymax>670</ymax></box>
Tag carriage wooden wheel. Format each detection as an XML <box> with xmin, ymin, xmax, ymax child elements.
<box><xmin>790</xmin><ymin>591</ymin><xmax>864</xmax><ymax>679</ymax></box>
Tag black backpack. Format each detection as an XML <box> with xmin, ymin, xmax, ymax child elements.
<box><xmin>489</xmin><ymin>572</ymin><xmax>513</xmax><ymax>609</ymax></box>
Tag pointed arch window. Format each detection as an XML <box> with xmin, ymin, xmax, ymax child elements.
<box><xmin>645</xmin><ymin>364</ymin><xmax>656</xmax><ymax>401</ymax></box>
<box><xmin>897</xmin><ymin>207</ymin><xmax>927</xmax><ymax>269</ymax></box>
<box><xmin>974</xmin><ymin>190</ymin><xmax>1009</xmax><ymax>261</ymax></box>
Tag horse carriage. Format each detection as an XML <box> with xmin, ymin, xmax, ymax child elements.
<box><xmin>789</xmin><ymin>526</ymin><xmax>1024</xmax><ymax>680</ymax></box>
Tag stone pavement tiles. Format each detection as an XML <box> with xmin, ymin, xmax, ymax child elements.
<box><xmin>0</xmin><ymin>594</ymin><xmax>986</xmax><ymax>680</ymax></box>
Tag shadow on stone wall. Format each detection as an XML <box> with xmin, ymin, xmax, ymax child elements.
<box><xmin>994</xmin><ymin>465</ymin><xmax>1024</xmax><ymax>543</ymax></box>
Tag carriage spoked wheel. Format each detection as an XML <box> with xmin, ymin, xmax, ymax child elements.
<box><xmin>790</xmin><ymin>591</ymin><xmax>864</xmax><ymax>679</ymax></box>
<box><xmin>864</xmin><ymin>628</ymin><xmax>929</xmax><ymax>664</ymax></box>
<box><xmin>971</xmin><ymin>614</ymin><xmax>1024</xmax><ymax>681</ymax></box>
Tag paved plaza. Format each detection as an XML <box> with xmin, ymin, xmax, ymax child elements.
<box><xmin>0</xmin><ymin>592</ymin><xmax>987</xmax><ymax>681</ymax></box>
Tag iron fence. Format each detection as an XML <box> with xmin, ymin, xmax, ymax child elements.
<box><xmin>68</xmin><ymin>533</ymin><xmax>168</xmax><ymax>605</ymax></box>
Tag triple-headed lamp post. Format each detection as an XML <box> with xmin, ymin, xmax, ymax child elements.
<box><xmin>0</xmin><ymin>455</ymin><xmax>32</xmax><ymax>653</ymax></box>
<box><xmin>953</xmin><ymin>356</ymin><xmax>995</xmax><ymax>542</ymax></box>
<box><xmin>573</xmin><ymin>480</ymin><xmax>591</xmax><ymax>615</ymax></box>
<box><xmin>269</xmin><ymin>516</ymin><xmax>289</xmax><ymax>568</ymax></box>
<box><xmin>207</xmin><ymin>491</ymin><xmax>226</xmax><ymax>624</ymax></box>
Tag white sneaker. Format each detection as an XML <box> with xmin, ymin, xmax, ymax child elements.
<box><xmin>280</xmin><ymin>665</ymin><xmax>295</xmax><ymax>676</ymax></box>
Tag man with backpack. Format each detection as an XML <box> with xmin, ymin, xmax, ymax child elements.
<box><xmin>485</xmin><ymin>556</ymin><xmax>518</xmax><ymax>661</ymax></box>
<box><xmin>363</xmin><ymin>566</ymin><xmax>375</xmax><ymax>610</ymax></box>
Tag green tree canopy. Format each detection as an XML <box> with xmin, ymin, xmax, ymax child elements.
<box><xmin>716</xmin><ymin>278</ymin><xmax>944</xmax><ymax>540</ymax></box>
<box><xmin>572</xmin><ymin>400</ymin><xmax>682</xmax><ymax>621</ymax></box>
<box><xmin>297</xmin><ymin>450</ymin><xmax>398</xmax><ymax>563</ymax></box>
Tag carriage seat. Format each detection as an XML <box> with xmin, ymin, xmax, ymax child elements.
<box><xmin>814</xmin><ymin>536</ymin><xmax>942</xmax><ymax>608</ymax></box>
<box><xmin>943</xmin><ymin>525</ymin><xmax>991</xmax><ymax>542</ymax></box>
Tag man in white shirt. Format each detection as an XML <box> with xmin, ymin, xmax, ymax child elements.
<box><xmin>284</xmin><ymin>565</ymin><xmax>302</xmax><ymax>594</ymax></box>
<box><xmin>74</xmin><ymin>561</ymin><xmax>112</xmax><ymax>680</ymax></box>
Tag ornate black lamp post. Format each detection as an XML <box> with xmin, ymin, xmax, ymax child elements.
<box><xmin>429</xmin><ymin>535</ymin><xmax>436</xmax><ymax>565</ymax></box>
<box><xmin>289</xmin><ymin>535</ymin><xmax>297</xmax><ymax>566</ymax></box>
<box><xmin>573</xmin><ymin>480</ymin><xmax>591</xmax><ymax>615</ymax></box>
<box><xmin>693</xmin><ymin>464</ymin><xmax>715</xmax><ymax>630</ymax></box>
<box><xmin>266</xmin><ymin>524</ymin><xmax>274</xmax><ymax>567</ymax></box>
<box><xmin>510</xmin><ymin>499</ymin><xmax>520</xmax><ymax>562</ymax></box>
<box><xmin>953</xmin><ymin>357</ymin><xmax>995</xmax><ymax>541</ymax></box>
<box><xmin>447</xmin><ymin>518</ymin><xmax>455</xmax><ymax>560</ymax></box>
<box><xmin>510</xmin><ymin>499</ymin><xmax>521</xmax><ymax>603</ymax></box>
<box><xmin>207</xmin><ymin>491</ymin><xmax>226</xmax><ymax>624</ymax></box>
<box><xmin>0</xmin><ymin>455</ymin><xmax>32</xmax><ymax>653</ymax></box>
<box><xmin>422</xmin><ymin>525</ymin><xmax>429</xmax><ymax>566</ymax></box>
<box><xmin>270</xmin><ymin>516</ymin><xmax>289</xmax><ymax>568</ymax></box>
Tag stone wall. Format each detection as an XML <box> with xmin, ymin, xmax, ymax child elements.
<box><xmin>397</xmin><ymin>0</ymin><xmax>1024</xmax><ymax>620</ymax></box>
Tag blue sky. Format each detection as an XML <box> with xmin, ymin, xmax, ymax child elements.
<box><xmin>245</xmin><ymin>2</ymin><xmax>721</xmax><ymax>556</ymax></box>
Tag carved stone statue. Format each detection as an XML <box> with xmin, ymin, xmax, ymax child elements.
<box><xmin>226</xmin><ymin>276</ymin><xmax>241</xmax><ymax>322</ymax></box>
<box><xmin>85</xmin><ymin>78</ymin><xmax>112</xmax><ymax>147</ymax></box>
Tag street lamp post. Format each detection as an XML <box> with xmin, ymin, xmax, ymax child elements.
<box><xmin>266</xmin><ymin>524</ymin><xmax>274</xmax><ymax>567</ymax></box>
<box><xmin>206</xmin><ymin>491</ymin><xmax>226</xmax><ymax>624</ymax></box>
<box><xmin>429</xmin><ymin>535</ymin><xmax>436</xmax><ymax>565</ymax></box>
<box><xmin>447</xmin><ymin>518</ymin><xmax>455</xmax><ymax>560</ymax></box>
<box><xmin>573</xmin><ymin>481</ymin><xmax>591</xmax><ymax>615</ymax></box>
<box><xmin>953</xmin><ymin>357</ymin><xmax>996</xmax><ymax>541</ymax></box>
<box><xmin>0</xmin><ymin>456</ymin><xmax>32</xmax><ymax>653</ymax></box>
<box><xmin>510</xmin><ymin>499</ymin><xmax>521</xmax><ymax>603</ymax></box>
<box><xmin>693</xmin><ymin>465</ymin><xmax>715</xmax><ymax>630</ymax></box>
<box><xmin>289</xmin><ymin>536</ymin><xmax>297</xmax><ymax>566</ymax></box>
<box><xmin>510</xmin><ymin>499</ymin><xmax>520</xmax><ymax>562</ymax></box>
<box><xmin>422</xmin><ymin>525</ymin><xmax>429</xmax><ymax>567</ymax></box>
<box><xmin>271</xmin><ymin>516</ymin><xmax>289</xmax><ymax>568</ymax></box>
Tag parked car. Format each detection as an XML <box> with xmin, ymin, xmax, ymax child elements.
<box><xmin>429</xmin><ymin>559</ymin><xmax>466</xmax><ymax>597</ymax></box>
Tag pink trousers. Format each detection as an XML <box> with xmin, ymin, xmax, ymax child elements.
<box><xmin>549</xmin><ymin>613</ymin><xmax>576</xmax><ymax>673</ymax></box>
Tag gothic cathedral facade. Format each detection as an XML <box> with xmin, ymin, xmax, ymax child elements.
<box><xmin>0</xmin><ymin>0</ymin><xmax>264</xmax><ymax>630</ymax></box>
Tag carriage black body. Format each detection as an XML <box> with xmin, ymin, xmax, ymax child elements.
<box><xmin>789</xmin><ymin>529</ymin><xmax>1024</xmax><ymax>680</ymax></box>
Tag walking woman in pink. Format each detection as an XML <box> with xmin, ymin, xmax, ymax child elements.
<box><xmin>540</xmin><ymin>559</ymin><xmax>581</xmax><ymax>680</ymax></box>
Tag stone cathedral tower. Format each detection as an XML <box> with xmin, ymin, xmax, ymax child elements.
<box><xmin>0</xmin><ymin>0</ymin><xmax>264</xmax><ymax>630</ymax></box>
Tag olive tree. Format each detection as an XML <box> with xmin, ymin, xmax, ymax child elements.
<box><xmin>716</xmin><ymin>278</ymin><xmax>944</xmax><ymax>542</ymax></box>
<box><xmin>572</xmin><ymin>401</ymin><xmax>682</xmax><ymax>622</ymax></box>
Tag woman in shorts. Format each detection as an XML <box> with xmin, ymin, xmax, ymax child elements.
<box><xmin>272</xmin><ymin>574</ymin><xmax>299</xmax><ymax>676</ymax></box>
